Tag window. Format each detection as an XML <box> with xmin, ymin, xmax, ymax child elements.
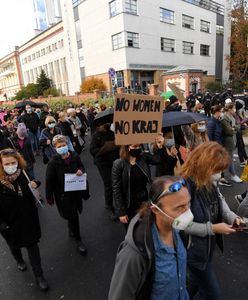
<box><xmin>112</xmin><ymin>32</ymin><xmax>124</xmax><ymax>50</ymax></box>
<box><xmin>109</xmin><ymin>0</ymin><xmax>121</xmax><ymax>17</ymax></box>
<box><xmin>161</xmin><ymin>38</ymin><xmax>175</xmax><ymax>52</ymax></box>
<box><xmin>216</xmin><ymin>25</ymin><xmax>224</xmax><ymax>35</ymax></box>
<box><xmin>127</xmin><ymin>32</ymin><xmax>139</xmax><ymax>47</ymax></box>
<box><xmin>160</xmin><ymin>8</ymin><xmax>174</xmax><ymax>24</ymax></box>
<box><xmin>52</xmin><ymin>43</ymin><xmax>57</xmax><ymax>51</ymax></box>
<box><xmin>36</xmin><ymin>51</ymin><xmax>40</xmax><ymax>58</ymax></box>
<box><xmin>32</xmin><ymin>53</ymin><xmax>35</xmax><ymax>60</ymax></box>
<box><xmin>183</xmin><ymin>41</ymin><xmax>194</xmax><ymax>54</ymax></box>
<box><xmin>182</xmin><ymin>14</ymin><xmax>194</xmax><ymax>29</ymax></box>
<box><xmin>46</xmin><ymin>46</ymin><xmax>52</xmax><ymax>53</ymax></box>
<box><xmin>200</xmin><ymin>20</ymin><xmax>210</xmax><ymax>33</ymax></box>
<box><xmin>41</xmin><ymin>48</ymin><xmax>45</xmax><ymax>56</ymax></box>
<box><xmin>200</xmin><ymin>44</ymin><xmax>210</xmax><ymax>56</ymax></box>
<box><xmin>28</xmin><ymin>56</ymin><xmax>31</xmax><ymax>62</ymax></box>
<box><xmin>125</xmin><ymin>0</ymin><xmax>137</xmax><ymax>14</ymax></box>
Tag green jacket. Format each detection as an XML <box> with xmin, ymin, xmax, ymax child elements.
<box><xmin>221</xmin><ymin>114</ymin><xmax>238</xmax><ymax>152</ymax></box>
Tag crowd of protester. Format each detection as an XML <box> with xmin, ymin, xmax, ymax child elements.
<box><xmin>0</xmin><ymin>88</ymin><xmax>247</xmax><ymax>299</ymax></box>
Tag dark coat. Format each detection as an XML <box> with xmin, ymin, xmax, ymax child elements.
<box><xmin>90</xmin><ymin>130</ymin><xmax>119</xmax><ymax>165</ymax></box>
<box><xmin>21</xmin><ymin>112</ymin><xmax>40</xmax><ymax>133</ymax></box>
<box><xmin>112</xmin><ymin>153</ymin><xmax>160</xmax><ymax>217</ymax></box>
<box><xmin>186</xmin><ymin>179</ymin><xmax>223</xmax><ymax>270</ymax></box>
<box><xmin>207</xmin><ymin>117</ymin><xmax>223</xmax><ymax>145</ymax></box>
<box><xmin>155</xmin><ymin>147</ymin><xmax>181</xmax><ymax>177</ymax></box>
<box><xmin>58</xmin><ymin>121</ymin><xmax>74</xmax><ymax>143</ymax></box>
<box><xmin>0</xmin><ymin>172</ymin><xmax>41</xmax><ymax>248</ymax></box>
<box><xmin>7</xmin><ymin>135</ymin><xmax>35</xmax><ymax>169</ymax></box>
<box><xmin>45</xmin><ymin>151</ymin><xmax>90</xmax><ymax>219</ymax></box>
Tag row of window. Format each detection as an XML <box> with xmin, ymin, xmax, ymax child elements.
<box><xmin>112</xmin><ymin>32</ymin><xmax>210</xmax><ymax>56</ymax></box>
<box><xmin>109</xmin><ymin>0</ymin><xmax>137</xmax><ymax>17</ymax></box>
<box><xmin>24</xmin><ymin>58</ymin><xmax>68</xmax><ymax>85</ymax></box>
<box><xmin>22</xmin><ymin>39</ymin><xmax>64</xmax><ymax>65</ymax></box>
<box><xmin>160</xmin><ymin>7</ymin><xmax>224</xmax><ymax>34</ymax></box>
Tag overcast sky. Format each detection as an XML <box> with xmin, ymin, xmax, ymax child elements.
<box><xmin>0</xmin><ymin>0</ymin><xmax>35</xmax><ymax>58</ymax></box>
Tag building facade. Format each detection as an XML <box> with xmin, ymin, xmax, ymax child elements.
<box><xmin>63</xmin><ymin>0</ymin><xmax>231</xmax><ymax>92</ymax></box>
<box><xmin>19</xmin><ymin>22</ymin><xmax>71</xmax><ymax>96</ymax></box>
<box><xmin>33</xmin><ymin>0</ymin><xmax>62</xmax><ymax>32</ymax></box>
<box><xmin>0</xmin><ymin>49</ymin><xmax>23</xmax><ymax>101</ymax></box>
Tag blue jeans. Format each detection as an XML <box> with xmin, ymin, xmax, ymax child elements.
<box><xmin>188</xmin><ymin>262</ymin><xmax>221</xmax><ymax>300</ymax></box>
<box><xmin>28</xmin><ymin>131</ymin><xmax>38</xmax><ymax>152</ymax></box>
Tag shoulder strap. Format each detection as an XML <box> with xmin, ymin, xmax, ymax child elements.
<box><xmin>8</xmin><ymin>138</ymin><xmax>17</xmax><ymax>151</ymax></box>
<box><xmin>22</xmin><ymin>169</ymin><xmax>31</xmax><ymax>183</ymax></box>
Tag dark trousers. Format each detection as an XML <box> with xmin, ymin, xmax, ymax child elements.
<box><xmin>236</xmin><ymin>131</ymin><xmax>247</xmax><ymax>163</ymax></box>
<box><xmin>188</xmin><ymin>262</ymin><xmax>221</xmax><ymax>300</ymax></box>
<box><xmin>67</xmin><ymin>214</ymin><xmax>81</xmax><ymax>241</ymax></box>
<box><xmin>96</xmin><ymin>164</ymin><xmax>113</xmax><ymax>210</ymax></box>
<box><xmin>9</xmin><ymin>243</ymin><xmax>43</xmax><ymax>277</ymax></box>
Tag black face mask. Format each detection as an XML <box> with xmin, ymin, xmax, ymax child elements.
<box><xmin>129</xmin><ymin>148</ymin><xmax>142</xmax><ymax>158</ymax></box>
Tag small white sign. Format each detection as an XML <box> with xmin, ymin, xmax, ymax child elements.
<box><xmin>64</xmin><ymin>173</ymin><xmax>87</xmax><ymax>192</ymax></box>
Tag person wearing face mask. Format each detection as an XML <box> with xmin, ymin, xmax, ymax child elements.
<box><xmin>6</xmin><ymin>123</ymin><xmax>35</xmax><ymax>180</ymax></box>
<box><xmin>45</xmin><ymin>135</ymin><xmax>90</xmax><ymax>254</ymax></box>
<box><xmin>75</xmin><ymin>107</ymin><xmax>89</xmax><ymax>149</ymax></box>
<box><xmin>67</xmin><ymin>108</ymin><xmax>84</xmax><ymax>154</ymax></box>
<box><xmin>181</xmin><ymin>121</ymin><xmax>209</xmax><ymax>153</ymax></box>
<box><xmin>0</xmin><ymin>148</ymin><xmax>49</xmax><ymax>291</ymax></box>
<box><xmin>221</xmin><ymin>103</ymin><xmax>242</xmax><ymax>183</ymax></box>
<box><xmin>180</xmin><ymin>142</ymin><xmax>244</xmax><ymax>300</ymax></box>
<box><xmin>207</xmin><ymin>105</ymin><xmax>232</xmax><ymax>187</ymax></box>
<box><xmin>57</xmin><ymin>111</ymin><xmax>75</xmax><ymax>152</ymax></box>
<box><xmin>153</xmin><ymin>129</ymin><xmax>183</xmax><ymax>176</ymax></box>
<box><xmin>39</xmin><ymin>116</ymin><xmax>61</xmax><ymax>164</ymax></box>
<box><xmin>112</xmin><ymin>143</ymin><xmax>162</xmax><ymax>229</ymax></box>
<box><xmin>20</xmin><ymin>105</ymin><xmax>40</xmax><ymax>155</ymax></box>
<box><xmin>109</xmin><ymin>176</ymin><xmax>191</xmax><ymax>300</ymax></box>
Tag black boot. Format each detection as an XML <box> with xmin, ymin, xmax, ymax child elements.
<box><xmin>76</xmin><ymin>239</ymin><xmax>87</xmax><ymax>255</ymax></box>
<box><xmin>36</xmin><ymin>275</ymin><xmax>49</xmax><ymax>292</ymax></box>
<box><xmin>17</xmin><ymin>260</ymin><xmax>27</xmax><ymax>272</ymax></box>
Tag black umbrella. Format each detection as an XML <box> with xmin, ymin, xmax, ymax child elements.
<box><xmin>15</xmin><ymin>100</ymin><xmax>47</xmax><ymax>109</ymax></box>
<box><xmin>162</xmin><ymin>111</ymin><xmax>209</xmax><ymax>127</ymax></box>
<box><xmin>93</xmin><ymin>108</ymin><xmax>114</xmax><ymax>125</ymax></box>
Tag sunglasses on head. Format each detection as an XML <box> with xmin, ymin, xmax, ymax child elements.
<box><xmin>154</xmin><ymin>179</ymin><xmax>187</xmax><ymax>202</ymax></box>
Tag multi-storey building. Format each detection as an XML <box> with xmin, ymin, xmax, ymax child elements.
<box><xmin>0</xmin><ymin>49</ymin><xmax>23</xmax><ymax>101</ymax></box>
<box><xmin>62</xmin><ymin>0</ymin><xmax>231</xmax><ymax>92</ymax></box>
<box><xmin>19</xmin><ymin>22</ymin><xmax>71</xmax><ymax>96</ymax></box>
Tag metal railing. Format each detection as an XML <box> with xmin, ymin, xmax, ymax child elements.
<box><xmin>182</xmin><ymin>0</ymin><xmax>225</xmax><ymax>15</ymax></box>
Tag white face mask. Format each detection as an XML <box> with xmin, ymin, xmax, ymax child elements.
<box><xmin>197</xmin><ymin>125</ymin><xmax>206</xmax><ymax>132</ymax></box>
<box><xmin>3</xmin><ymin>163</ymin><xmax>18</xmax><ymax>175</ymax></box>
<box><xmin>151</xmin><ymin>202</ymin><xmax>194</xmax><ymax>230</ymax></box>
<box><xmin>110</xmin><ymin>123</ymin><xmax>115</xmax><ymax>132</ymax></box>
<box><xmin>211</xmin><ymin>172</ymin><xmax>222</xmax><ymax>182</ymax></box>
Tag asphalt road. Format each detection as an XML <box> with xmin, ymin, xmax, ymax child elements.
<box><xmin>0</xmin><ymin>142</ymin><xmax>248</xmax><ymax>300</ymax></box>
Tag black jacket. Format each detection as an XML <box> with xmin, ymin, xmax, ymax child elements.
<box><xmin>21</xmin><ymin>112</ymin><xmax>40</xmax><ymax>133</ymax></box>
<box><xmin>112</xmin><ymin>153</ymin><xmax>160</xmax><ymax>217</ymax></box>
<box><xmin>7</xmin><ymin>135</ymin><xmax>35</xmax><ymax>169</ymax></box>
<box><xmin>58</xmin><ymin>121</ymin><xmax>74</xmax><ymax>143</ymax></box>
<box><xmin>39</xmin><ymin>111</ymin><xmax>50</xmax><ymax>130</ymax></box>
<box><xmin>0</xmin><ymin>172</ymin><xmax>41</xmax><ymax>248</ymax></box>
<box><xmin>90</xmin><ymin>130</ymin><xmax>119</xmax><ymax>165</ymax></box>
<box><xmin>46</xmin><ymin>151</ymin><xmax>90</xmax><ymax>219</ymax></box>
<box><xmin>109</xmin><ymin>214</ymin><xmax>155</xmax><ymax>300</ymax></box>
<box><xmin>155</xmin><ymin>147</ymin><xmax>179</xmax><ymax>176</ymax></box>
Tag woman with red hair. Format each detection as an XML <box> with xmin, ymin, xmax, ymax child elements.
<box><xmin>180</xmin><ymin>142</ymin><xmax>244</xmax><ymax>300</ymax></box>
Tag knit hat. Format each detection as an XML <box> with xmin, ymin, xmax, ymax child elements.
<box><xmin>225</xmin><ymin>98</ymin><xmax>232</xmax><ymax>104</ymax></box>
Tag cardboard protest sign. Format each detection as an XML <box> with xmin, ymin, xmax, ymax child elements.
<box><xmin>113</xmin><ymin>94</ymin><xmax>164</xmax><ymax>145</ymax></box>
<box><xmin>167</xmin><ymin>82</ymin><xmax>186</xmax><ymax>104</ymax></box>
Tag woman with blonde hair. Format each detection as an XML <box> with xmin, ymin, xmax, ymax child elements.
<box><xmin>39</xmin><ymin>115</ymin><xmax>61</xmax><ymax>163</ymax></box>
<box><xmin>0</xmin><ymin>148</ymin><xmax>48</xmax><ymax>291</ymax></box>
<box><xmin>180</xmin><ymin>142</ymin><xmax>244</xmax><ymax>300</ymax></box>
<box><xmin>57</xmin><ymin>111</ymin><xmax>75</xmax><ymax>152</ymax></box>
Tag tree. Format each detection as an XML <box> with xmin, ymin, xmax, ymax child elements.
<box><xmin>36</xmin><ymin>69</ymin><xmax>52</xmax><ymax>94</ymax></box>
<box><xmin>15</xmin><ymin>83</ymin><xmax>40</xmax><ymax>100</ymax></box>
<box><xmin>80</xmin><ymin>77</ymin><xmax>107</xmax><ymax>93</ymax></box>
<box><xmin>227</xmin><ymin>1</ymin><xmax>248</xmax><ymax>82</ymax></box>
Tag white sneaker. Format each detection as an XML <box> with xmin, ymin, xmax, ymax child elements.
<box><xmin>230</xmin><ymin>175</ymin><xmax>243</xmax><ymax>183</ymax></box>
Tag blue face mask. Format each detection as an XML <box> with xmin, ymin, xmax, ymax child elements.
<box><xmin>48</xmin><ymin>123</ymin><xmax>56</xmax><ymax>129</ymax></box>
<box><xmin>56</xmin><ymin>145</ymin><xmax>69</xmax><ymax>156</ymax></box>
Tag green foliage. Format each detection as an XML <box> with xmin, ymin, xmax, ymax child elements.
<box><xmin>43</xmin><ymin>87</ymin><xmax>60</xmax><ymax>97</ymax></box>
<box><xmin>37</xmin><ymin>69</ymin><xmax>52</xmax><ymax>93</ymax></box>
<box><xmin>80</xmin><ymin>97</ymin><xmax>114</xmax><ymax>108</ymax></box>
<box><xmin>48</xmin><ymin>99</ymin><xmax>74</xmax><ymax>111</ymax></box>
<box><xmin>205</xmin><ymin>81</ymin><xmax>224</xmax><ymax>93</ymax></box>
<box><xmin>80</xmin><ymin>77</ymin><xmax>107</xmax><ymax>93</ymax></box>
<box><xmin>15</xmin><ymin>83</ymin><xmax>40</xmax><ymax>100</ymax></box>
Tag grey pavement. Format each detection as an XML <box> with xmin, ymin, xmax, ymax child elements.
<box><xmin>0</xmin><ymin>143</ymin><xmax>248</xmax><ymax>300</ymax></box>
